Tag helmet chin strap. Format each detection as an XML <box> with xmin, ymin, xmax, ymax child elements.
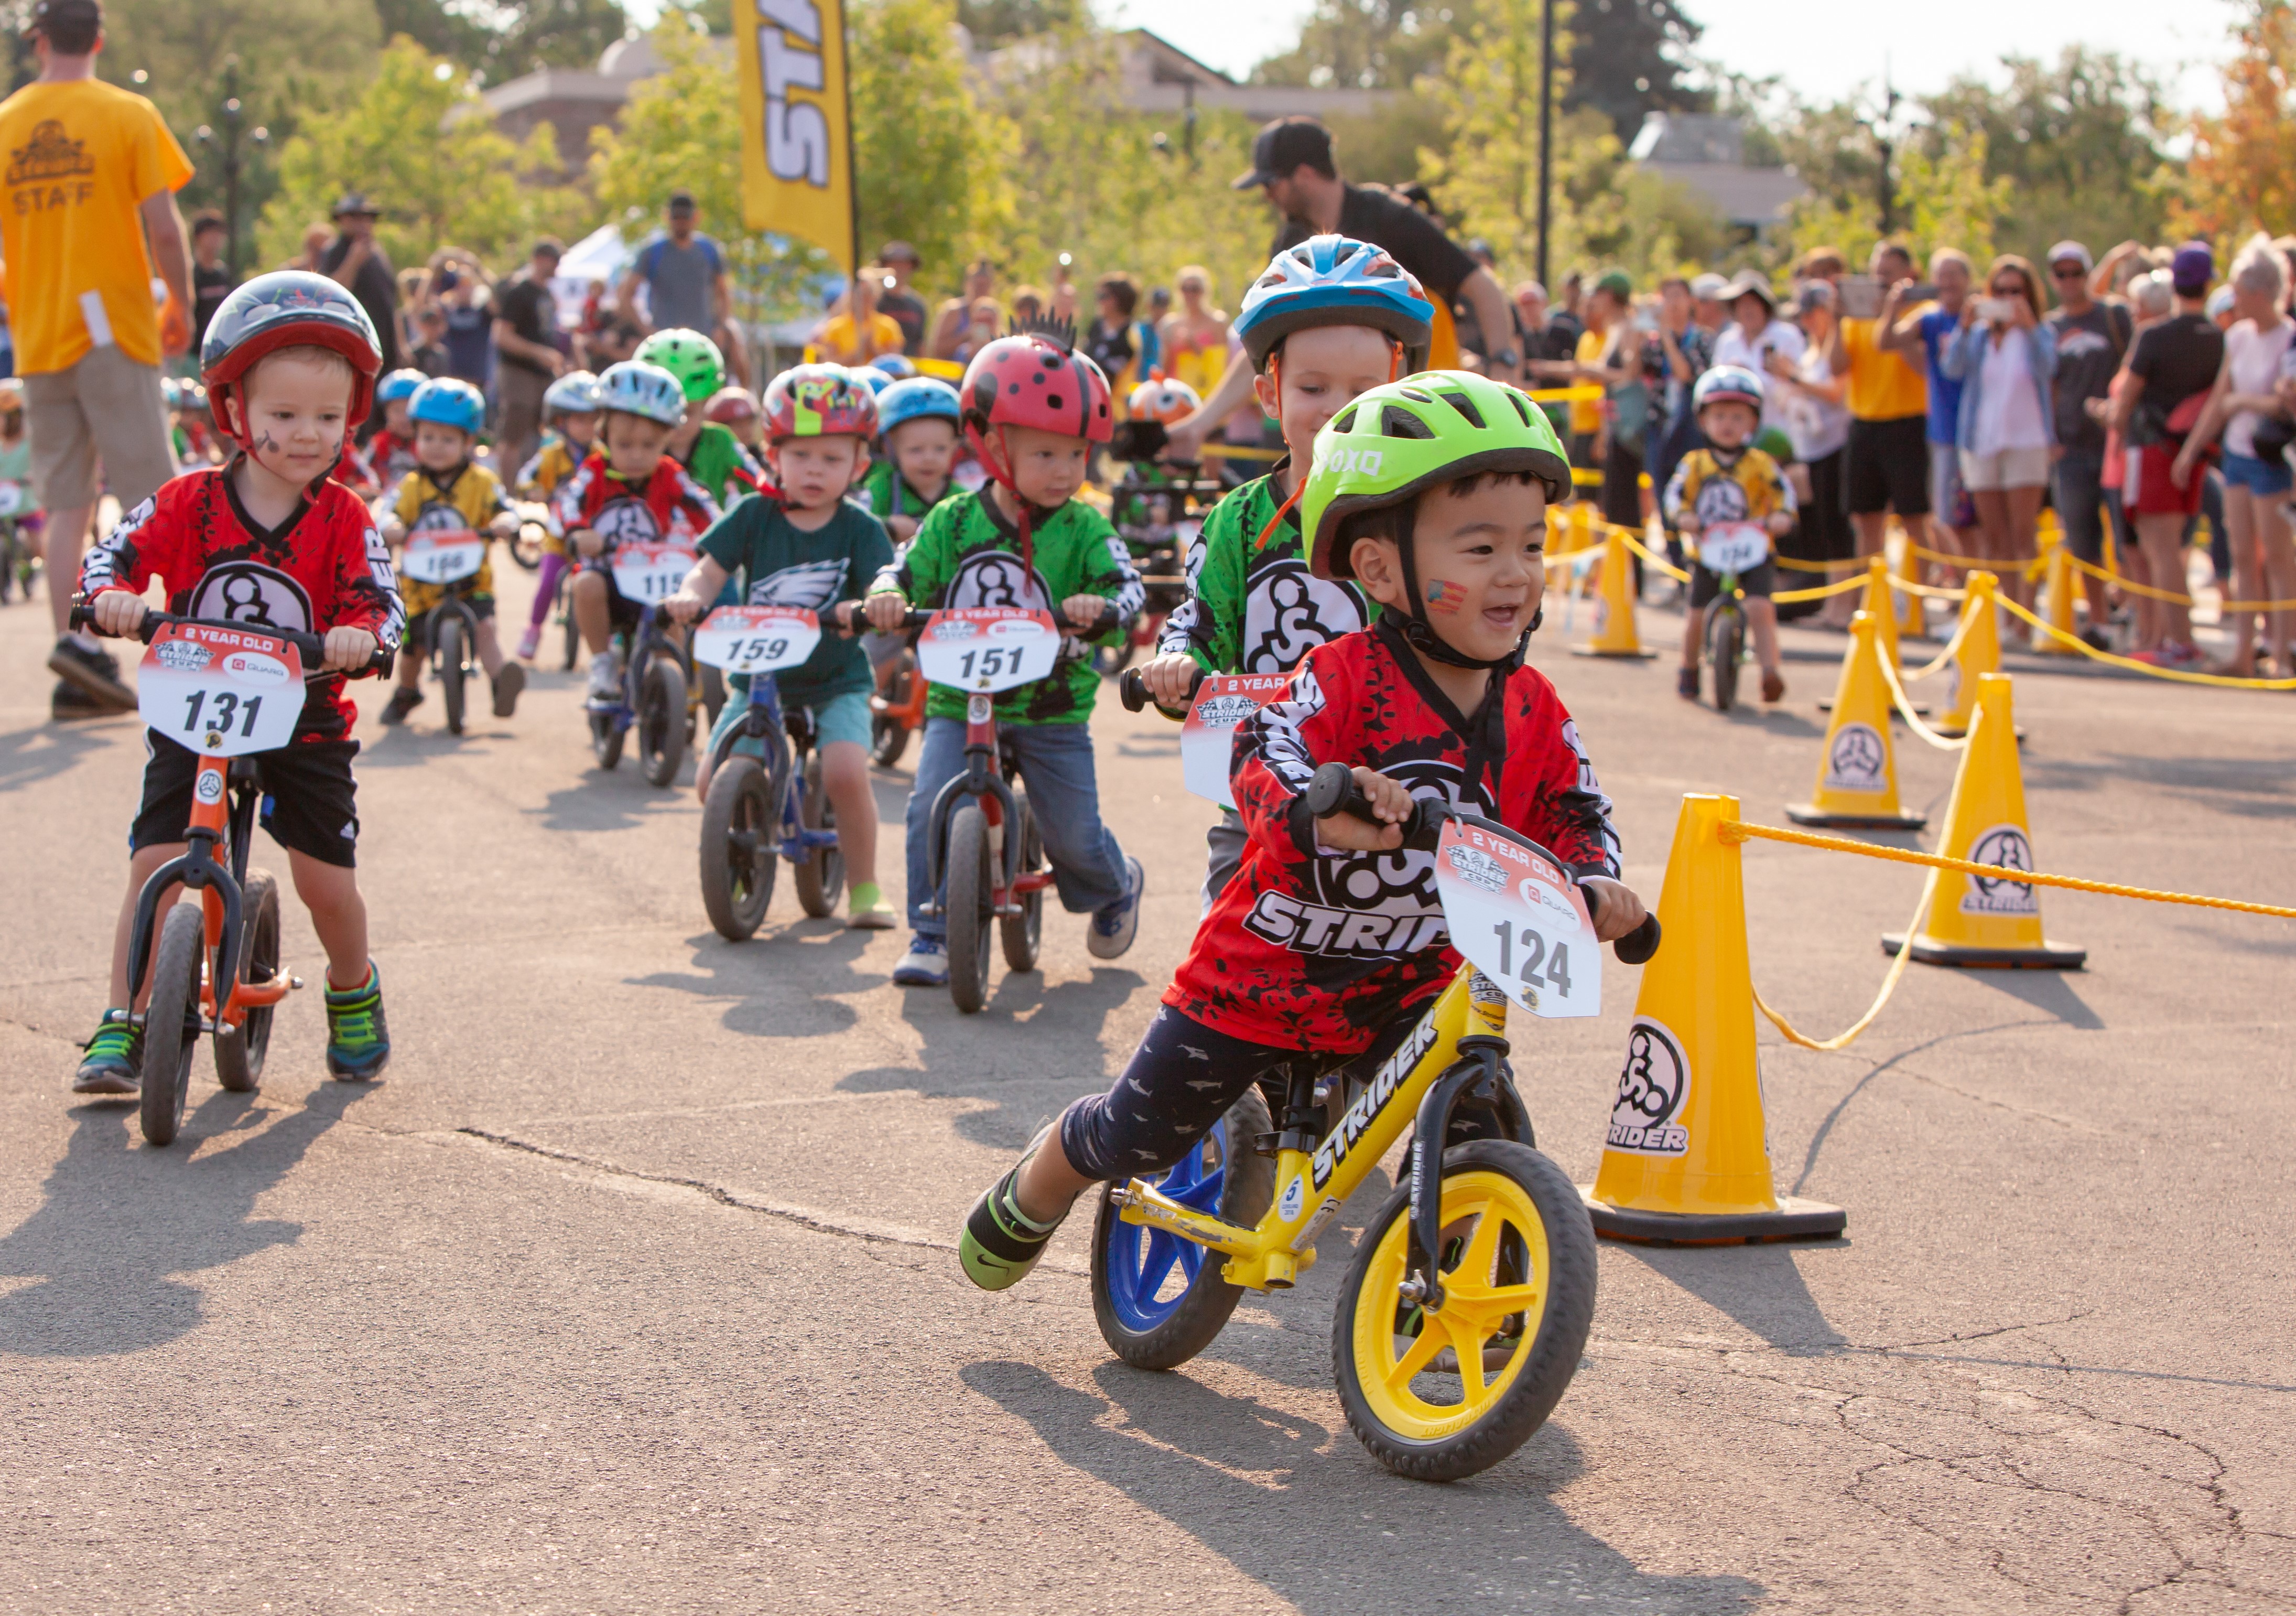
<box><xmin>984</xmin><ymin>423</ymin><xmax>1044</xmax><ymax>577</ymax></box>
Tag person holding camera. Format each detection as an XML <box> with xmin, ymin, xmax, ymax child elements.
<box><xmin>1939</xmin><ymin>255</ymin><xmax>2056</xmax><ymax>643</ymax></box>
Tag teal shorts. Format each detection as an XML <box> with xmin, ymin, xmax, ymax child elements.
<box><xmin>709</xmin><ymin>682</ymin><xmax>872</xmax><ymax>760</ymax></box>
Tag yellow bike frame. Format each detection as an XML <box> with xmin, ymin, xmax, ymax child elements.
<box><xmin>1111</xmin><ymin>965</ymin><xmax>1509</xmax><ymax>1291</ymax></box>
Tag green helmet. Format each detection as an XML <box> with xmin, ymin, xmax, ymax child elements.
<box><xmin>1302</xmin><ymin>370</ymin><xmax>1572</xmax><ymax>583</ymax></box>
<box><xmin>634</xmin><ymin>328</ymin><xmax>725</xmax><ymax>403</ymax></box>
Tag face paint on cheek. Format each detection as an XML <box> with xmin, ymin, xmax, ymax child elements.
<box><xmin>1424</xmin><ymin>578</ymin><xmax>1468</xmax><ymax>614</ymax></box>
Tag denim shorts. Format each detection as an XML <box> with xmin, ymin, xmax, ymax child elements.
<box><xmin>2219</xmin><ymin>449</ymin><xmax>2293</xmax><ymax>497</ymax></box>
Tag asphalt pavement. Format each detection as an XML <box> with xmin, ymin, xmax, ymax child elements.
<box><xmin>0</xmin><ymin>559</ymin><xmax>2289</xmax><ymax>1614</ymax></box>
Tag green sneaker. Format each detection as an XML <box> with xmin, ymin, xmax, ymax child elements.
<box><xmin>960</xmin><ymin>1127</ymin><xmax>1066</xmax><ymax>1291</ymax></box>
<box><xmin>72</xmin><ymin>1017</ymin><xmax>142</xmax><ymax>1095</ymax></box>
<box><xmin>324</xmin><ymin>964</ymin><xmax>391</xmax><ymax>1081</ymax></box>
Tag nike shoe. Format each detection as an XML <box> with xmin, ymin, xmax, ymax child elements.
<box><xmin>892</xmin><ymin>934</ymin><xmax>948</xmax><ymax>986</ymax></box>
<box><xmin>324</xmin><ymin>964</ymin><xmax>391</xmax><ymax>1081</ymax></box>
<box><xmin>47</xmin><ymin>635</ymin><xmax>134</xmax><ymax>708</ymax></box>
<box><xmin>491</xmin><ymin>660</ymin><xmax>526</xmax><ymax>718</ymax></box>
<box><xmin>380</xmin><ymin>686</ymin><xmax>423</xmax><ymax>725</ymax></box>
<box><xmin>71</xmin><ymin>1017</ymin><xmax>142</xmax><ymax>1095</ymax></box>
<box><xmin>959</xmin><ymin>1126</ymin><xmax>1065</xmax><ymax>1291</ymax></box>
<box><xmin>1086</xmin><ymin>855</ymin><xmax>1144</xmax><ymax>960</ymax></box>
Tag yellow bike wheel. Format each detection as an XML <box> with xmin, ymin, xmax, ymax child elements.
<box><xmin>1333</xmin><ymin>1140</ymin><xmax>1596</xmax><ymax>1481</ymax></box>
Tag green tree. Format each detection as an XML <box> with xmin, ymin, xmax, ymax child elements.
<box><xmin>1784</xmin><ymin>120</ymin><xmax>2012</xmax><ymax>268</ymax></box>
<box><xmin>373</xmin><ymin>0</ymin><xmax>630</xmax><ymax>82</ymax></box>
<box><xmin>2175</xmin><ymin>0</ymin><xmax>2296</xmax><ymax>240</ymax></box>
<box><xmin>1564</xmin><ymin>0</ymin><xmax>1707</xmax><ymax>142</ymax></box>
<box><xmin>258</xmin><ymin>36</ymin><xmax>582</xmax><ymax>273</ymax></box>
<box><xmin>1253</xmin><ymin>0</ymin><xmax>1457</xmax><ymax>90</ymax></box>
<box><xmin>955</xmin><ymin>0</ymin><xmax>1084</xmax><ymax>47</ymax></box>
<box><xmin>851</xmin><ymin>0</ymin><xmax>1013</xmax><ymax>287</ymax></box>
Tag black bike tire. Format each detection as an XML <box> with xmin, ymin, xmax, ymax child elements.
<box><xmin>438</xmin><ymin>614</ymin><xmax>468</xmax><ymax>735</ymax></box>
<box><xmin>211</xmin><ymin>870</ymin><xmax>279</xmax><ymax>1093</ymax></box>
<box><xmin>999</xmin><ymin>792</ymin><xmax>1044</xmax><ymax>972</ymax></box>
<box><xmin>1708</xmin><ymin>601</ymin><xmax>1743</xmax><ymax>713</ymax></box>
<box><xmin>139</xmin><ymin>904</ymin><xmax>205</xmax><ymax>1148</ymax></box>
<box><xmin>640</xmin><ymin>656</ymin><xmax>687</xmax><ymax>788</ymax></box>
<box><xmin>591</xmin><ymin>708</ymin><xmax>624</xmax><ymax>770</ymax></box>
<box><xmin>699</xmin><ymin>755</ymin><xmax>776</xmax><ymax>939</ymax></box>
<box><xmin>792</xmin><ymin>750</ymin><xmax>844</xmax><ymax>919</ymax></box>
<box><xmin>511</xmin><ymin>521</ymin><xmax>546</xmax><ymax>571</ymax></box>
<box><xmin>1332</xmin><ymin>1140</ymin><xmax>1597</xmax><ymax>1482</ymax></box>
<box><xmin>945</xmin><ymin>803</ymin><xmax>994</xmax><ymax>1014</ymax></box>
<box><xmin>560</xmin><ymin>601</ymin><xmax>580</xmax><ymax>672</ymax></box>
<box><xmin>1088</xmin><ymin>1087</ymin><xmax>1275</xmax><ymax>1370</ymax></box>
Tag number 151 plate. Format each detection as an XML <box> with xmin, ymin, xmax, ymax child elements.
<box><xmin>1433</xmin><ymin>818</ymin><xmax>1600</xmax><ymax>1017</ymax></box>
<box><xmin>138</xmin><ymin>622</ymin><xmax>305</xmax><ymax>757</ymax></box>
<box><xmin>913</xmin><ymin>608</ymin><xmax>1060</xmax><ymax>693</ymax></box>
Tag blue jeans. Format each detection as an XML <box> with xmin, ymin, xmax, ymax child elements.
<box><xmin>904</xmin><ymin>716</ymin><xmax>1129</xmax><ymax>938</ymax></box>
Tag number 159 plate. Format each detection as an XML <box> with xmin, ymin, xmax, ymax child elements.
<box><xmin>138</xmin><ymin>621</ymin><xmax>305</xmax><ymax>757</ymax></box>
<box><xmin>1433</xmin><ymin>818</ymin><xmax>1600</xmax><ymax>1017</ymax></box>
<box><xmin>692</xmin><ymin>606</ymin><xmax>822</xmax><ymax>673</ymax></box>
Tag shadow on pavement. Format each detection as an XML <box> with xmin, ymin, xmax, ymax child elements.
<box><xmin>1612</xmin><ymin>1242</ymin><xmax>1849</xmax><ymax>1357</ymax></box>
<box><xmin>0</xmin><ymin>1080</ymin><xmax>374</xmax><ymax>1358</ymax></box>
<box><xmin>1961</xmin><ymin>968</ymin><xmax>2105</xmax><ymax>1030</ymax></box>
<box><xmin>532</xmin><ymin>774</ymin><xmax>691</xmax><ymax>834</ymax></box>
<box><xmin>0</xmin><ymin>720</ymin><xmax>110</xmax><ymax>793</ymax></box>
<box><xmin>634</xmin><ymin>924</ymin><xmax>881</xmax><ymax>1039</ymax></box>
<box><xmin>962</xmin><ymin>1359</ymin><xmax>1762</xmax><ymax>1613</ymax></box>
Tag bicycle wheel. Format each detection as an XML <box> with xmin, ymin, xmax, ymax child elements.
<box><xmin>437</xmin><ymin>615</ymin><xmax>468</xmax><ymax>735</ymax></box>
<box><xmin>791</xmin><ymin>750</ymin><xmax>844</xmax><ymax>919</ymax></box>
<box><xmin>590</xmin><ymin>707</ymin><xmax>624</xmax><ymax>771</ymax></box>
<box><xmin>560</xmin><ymin>603</ymin><xmax>580</xmax><ymax>672</ymax></box>
<box><xmin>511</xmin><ymin>520</ymin><xmax>546</xmax><ymax>571</ymax></box>
<box><xmin>139</xmin><ymin>903</ymin><xmax>206</xmax><ymax>1147</ymax></box>
<box><xmin>945</xmin><ymin>802</ymin><xmax>994</xmax><ymax>1014</ymax></box>
<box><xmin>639</xmin><ymin>655</ymin><xmax>687</xmax><ymax>788</ymax></box>
<box><xmin>871</xmin><ymin>656</ymin><xmax>914</xmax><ymax>769</ymax></box>
<box><xmin>999</xmin><ymin>792</ymin><xmax>1043</xmax><ymax>972</ymax></box>
<box><xmin>1089</xmin><ymin>1086</ymin><xmax>1275</xmax><ymax>1370</ymax></box>
<box><xmin>1707</xmin><ymin>599</ymin><xmax>1745</xmax><ymax>713</ymax></box>
<box><xmin>211</xmin><ymin>870</ymin><xmax>279</xmax><ymax>1093</ymax></box>
<box><xmin>1333</xmin><ymin>1140</ymin><xmax>1596</xmax><ymax>1482</ymax></box>
<box><xmin>698</xmin><ymin>754</ymin><xmax>776</xmax><ymax>939</ymax></box>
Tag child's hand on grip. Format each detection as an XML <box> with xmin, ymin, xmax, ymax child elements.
<box><xmin>91</xmin><ymin>591</ymin><xmax>149</xmax><ymax>637</ymax></box>
<box><xmin>1314</xmin><ymin>767</ymin><xmax>1414</xmax><ymax>852</ymax></box>
<box><xmin>1579</xmin><ymin>876</ymin><xmax>1648</xmax><ymax>943</ymax></box>
<box><xmin>322</xmin><ymin>627</ymin><xmax>378</xmax><ymax>673</ymax></box>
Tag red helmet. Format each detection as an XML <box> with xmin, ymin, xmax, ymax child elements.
<box><xmin>705</xmin><ymin>384</ymin><xmax>761</xmax><ymax>426</ymax></box>
<box><xmin>761</xmin><ymin>363</ymin><xmax>878</xmax><ymax>443</ymax></box>
<box><xmin>201</xmin><ymin>270</ymin><xmax>385</xmax><ymax>443</ymax></box>
<box><xmin>959</xmin><ymin>325</ymin><xmax>1113</xmax><ymax>488</ymax></box>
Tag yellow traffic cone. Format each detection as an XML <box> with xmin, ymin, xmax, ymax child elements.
<box><xmin>1893</xmin><ymin>529</ymin><xmax>1926</xmax><ymax>639</ymax></box>
<box><xmin>1864</xmin><ymin>555</ymin><xmax>1901</xmax><ymax>671</ymax></box>
<box><xmin>2035</xmin><ymin>539</ymin><xmax>2080</xmax><ymax>657</ymax></box>
<box><xmin>1581</xmin><ymin>794</ymin><xmax>1848</xmax><ymax>1244</ymax></box>
<box><xmin>1933</xmin><ymin>570</ymin><xmax>2000</xmax><ymax>736</ymax></box>
<box><xmin>1787</xmin><ymin>613</ymin><xmax>1927</xmax><ymax>829</ymax></box>
<box><xmin>1881</xmin><ymin>673</ymin><xmax>2084</xmax><ymax>968</ymax></box>
<box><xmin>1574</xmin><ymin>516</ymin><xmax>1659</xmax><ymax>658</ymax></box>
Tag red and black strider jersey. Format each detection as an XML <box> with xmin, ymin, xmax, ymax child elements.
<box><xmin>81</xmin><ymin>466</ymin><xmax>405</xmax><ymax>741</ymax></box>
<box><xmin>1166</xmin><ymin>624</ymin><xmax>1621</xmax><ymax>1052</ymax></box>
<box><xmin>550</xmin><ymin>450</ymin><xmax>721</xmax><ymax>562</ymax></box>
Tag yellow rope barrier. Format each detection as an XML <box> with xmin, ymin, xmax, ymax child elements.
<box><xmin>1611</xmin><ymin>523</ymin><xmax>1693</xmax><ymax>583</ymax></box>
<box><xmin>1896</xmin><ymin>605</ymin><xmax>1970</xmax><ymax>682</ymax></box>
<box><xmin>1874</xmin><ymin>653</ymin><xmax>1969</xmax><ymax>751</ymax></box>
<box><xmin>1723</xmin><ymin>819</ymin><xmax>2296</xmax><ymax>919</ymax></box>
<box><xmin>1996</xmin><ymin>596</ymin><xmax>2296</xmax><ymax>690</ymax></box>
<box><xmin>1751</xmin><ymin>875</ymin><xmax>1935</xmax><ymax>1051</ymax></box>
<box><xmin>1891</xmin><ymin>576</ymin><xmax>1971</xmax><ymax>600</ymax></box>
<box><xmin>1771</xmin><ymin>553</ymin><xmax>1868</xmax><ymax>573</ymax></box>
<box><xmin>2060</xmin><ymin>549</ymin><xmax>2296</xmax><ymax>612</ymax></box>
<box><xmin>1910</xmin><ymin>542</ymin><xmax>2045</xmax><ymax>581</ymax></box>
<box><xmin>1773</xmin><ymin>573</ymin><xmax>1872</xmax><ymax>604</ymax></box>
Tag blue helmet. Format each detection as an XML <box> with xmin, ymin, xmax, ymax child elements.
<box><xmin>1234</xmin><ymin>234</ymin><xmax>1434</xmax><ymax>373</ymax></box>
<box><xmin>409</xmin><ymin>376</ymin><xmax>486</xmax><ymax>435</ymax></box>
<box><xmin>543</xmin><ymin>370</ymin><xmax>603</xmax><ymax>418</ymax></box>
<box><xmin>860</xmin><ymin>368</ymin><xmax>896</xmax><ymax>397</ymax></box>
<box><xmin>869</xmin><ymin>353</ymin><xmax>917</xmax><ymax>380</ymax></box>
<box><xmin>376</xmin><ymin>368</ymin><xmax>428</xmax><ymax>406</ymax></box>
<box><xmin>597</xmin><ymin>359</ymin><xmax>688</xmax><ymax>427</ymax></box>
<box><xmin>875</xmin><ymin>376</ymin><xmax>962</xmax><ymax>437</ymax></box>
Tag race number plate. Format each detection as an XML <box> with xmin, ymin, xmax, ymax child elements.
<box><xmin>913</xmin><ymin>608</ymin><xmax>1061</xmax><ymax>693</ymax></box>
<box><xmin>1179</xmin><ymin>672</ymin><xmax>1290</xmax><ymax>807</ymax></box>
<box><xmin>611</xmin><ymin>541</ymin><xmax>698</xmax><ymax>604</ymax></box>
<box><xmin>1697</xmin><ymin>521</ymin><xmax>1771</xmax><ymax>575</ymax></box>
<box><xmin>137</xmin><ymin>622</ymin><xmax>305</xmax><ymax>758</ymax></box>
<box><xmin>692</xmin><ymin>606</ymin><xmax>822</xmax><ymax>674</ymax></box>
<box><xmin>400</xmin><ymin>530</ymin><xmax>485</xmax><ymax>585</ymax></box>
<box><xmin>1433</xmin><ymin>817</ymin><xmax>1600</xmax><ymax>1018</ymax></box>
<box><xmin>0</xmin><ymin>482</ymin><xmax>23</xmax><ymax>516</ymax></box>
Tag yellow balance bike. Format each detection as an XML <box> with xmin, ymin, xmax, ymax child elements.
<box><xmin>1090</xmin><ymin>760</ymin><xmax>1659</xmax><ymax>1481</ymax></box>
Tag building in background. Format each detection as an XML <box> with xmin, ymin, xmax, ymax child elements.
<box><xmin>1629</xmin><ymin>113</ymin><xmax>1806</xmax><ymax>240</ymax></box>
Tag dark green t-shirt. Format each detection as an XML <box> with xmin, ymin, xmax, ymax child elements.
<box><xmin>698</xmin><ymin>498</ymin><xmax>893</xmax><ymax>709</ymax></box>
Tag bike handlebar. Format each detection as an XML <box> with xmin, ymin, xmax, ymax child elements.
<box><xmin>840</xmin><ymin>601</ymin><xmax>1117</xmax><ymax>638</ymax></box>
<box><xmin>1118</xmin><ymin>663</ymin><xmax>1207</xmax><ymax>714</ymax></box>
<box><xmin>1304</xmin><ymin>761</ymin><xmax>1662</xmax><ymax>964</ymax></box>
<box><xmin>72</xmin><ymin>600</ymin><xmax>395</xmax><ymax>680</ymax></box>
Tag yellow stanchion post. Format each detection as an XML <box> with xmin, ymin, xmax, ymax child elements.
<box><xmin>1574</xmin><ymin>518</ymin><xmax>1660</xmax><ymax>659</ymax></box>
<box><xmin>1880</xmin><ymin>673</ymin><xmax>2085</xmax><ymax>968</ymax></box>
<box><xmin>1581</xmin><ymin>794</ymin><xmax>1847</xmax><ymax>1243</ymax></box>
<box><xmin>1933</xmin><ymin>570</ymin><xmax>2000</xmax><ymax>737</ymax></box>
<box><xmin>2037</xmin><ymin>540</ymin><xmax>2080</xmax><ymax>658</ymax></box>
<box><xmin>1893</xmin><ymin>530</ymin><xmax>1926</xmax><ymax>639</ymax></box>
<box><xmin>1786</xmin><ymin>613</ymin><xmax>1927</xmax><ymax>829</ymax></box>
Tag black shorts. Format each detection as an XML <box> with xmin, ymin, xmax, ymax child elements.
<box><xmin>1689</xmin><ymin>558</ymin><xmax>1775</xmax><ymax>609</ymax></box>
<box><xmin>1845</xmin><ymin>415</ymin><xmax>1931</xmax><ymax>518</ymax></box>
<box><xmin>131</xmin><ymin>733</ymin><xmax>361</xmax><ymax>869</ymax></box>
<box><xmin>405</xmin><ymin>594</ymin><xmax>496</xmax><ymax>653</ymax></box>
<box><xmin>578</xmin><ymin>562</ymin><xmax>646</xmax><ymax>632</ymax></box>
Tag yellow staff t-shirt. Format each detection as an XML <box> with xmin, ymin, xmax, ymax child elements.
<box><xmin>0</xmin><ymin>78</ymin><xmax>192</xmax><ymax>375</ymax></box>
<box><xmin>1839</xmin><ymin>316</ymin><xmax>1929</xmax><ymax>422</ymax></box>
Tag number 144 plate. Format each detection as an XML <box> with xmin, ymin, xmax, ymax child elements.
<box><xmin>138</xmin><ymin>621</ymin><xmax>305</xmax><ymax>757</ymax></box>
<box><xmin>1433</xmin><ymin>818</ymin><xmax>1600</xmax><ymax>1017</ymax></box>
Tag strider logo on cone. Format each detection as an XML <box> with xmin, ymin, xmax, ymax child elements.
<box><xmin>1823</xmin><ymin>724</ymin><xmax>1888</xmax><ymax>793</ymax></box>
<box><xmin>1961</xmin><ymin>825</ymin><xmax>2040</xmax><ymax>915</ymax></box>
<box><xmin>1607</xmin><ymin>1016</ymin><xmax>1691</xmax><ymax>1155</ymax></box>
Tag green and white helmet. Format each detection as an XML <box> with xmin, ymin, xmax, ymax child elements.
<box><xmin>634</xmin><ymin>328</ymin><xmax>725</xmax><ymax>403</ymax></box>
<box><xmin>1302</xmin><ymin>370</ymin><xmax>1572</xmax><ymax>583</ymax></box>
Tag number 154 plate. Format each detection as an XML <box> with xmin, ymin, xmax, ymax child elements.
<box><xmin>1433</xmin><ymin>818</ymin><xmax>1600</xmax><ymax>1017</ymax></box>
<box><xmin>138</xmin><ymin>621</ymin><xmax>305</xmax><ymax>757</ymax></box>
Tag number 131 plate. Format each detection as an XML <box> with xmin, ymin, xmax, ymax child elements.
<box><xmin>1433</xmin><ymin>818</ymin><xmax>1600</xmax><ymax>1017</ymax></box>
<box><xmin>137</xmin><ymin>622</ymin><xmax>305</xmax><ymax>757</ymax></box>
<box><xmin>913</xmin><ymin>608</ymin><xmax>1060</xmax><ymax>693</ymax></box>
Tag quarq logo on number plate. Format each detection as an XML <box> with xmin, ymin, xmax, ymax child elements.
<box><xmin>220</xmin><ymin>651</ymin><xmax>291</xmax><ymax>686</ymax></box>
<box><xmin>1962</xmin><ymin>825</ymin><xmax>2041</xmax><ymax>915</ymax></box>
<box><xmin>1824</xmin><ymin>724</ymin><xmax>1888</xmax><ymax>793</ymax></box>
<box><xmin>1608</xmin><ymin>1016</ymin><xmax>1691</xmax><ymax>1156</ymax></box>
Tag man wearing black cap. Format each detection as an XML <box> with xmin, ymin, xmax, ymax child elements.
<box><xmin>1167</xmin><ymin>115</ymin><xmax>1519</xmax><ymax>457</ymax></box>
<box><xmin>0</xmin><ymin>0</ymin><xmax>194</xmax><ymax>718</ymax></box>
<box><xmin>320</xmin><ymin>191</ymin><xmax>402</xmax><ymax>375</ymax></box>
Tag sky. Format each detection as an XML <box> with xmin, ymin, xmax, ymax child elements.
<box><xmin>1109</xmin><ymin>0</ymin><xmax>2244</xmax><ymax>114</ymax></box>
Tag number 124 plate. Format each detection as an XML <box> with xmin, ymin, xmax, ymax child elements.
<box><xmin>1433</xmin><ymin>818</ymin><xmax>1601</xmax><ymax>1017</ymax></box>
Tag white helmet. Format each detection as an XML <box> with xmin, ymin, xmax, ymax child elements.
<box><xmin>543</xmin><ymin>370</ymin><xmax>603</xmax><ymax>418</ymax></box>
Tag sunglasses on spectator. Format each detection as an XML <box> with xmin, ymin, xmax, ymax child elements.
<box><xmin>2051</xmin><ymin>265</ymin><xmax>2085</xmax><ymax>278</ymax></box>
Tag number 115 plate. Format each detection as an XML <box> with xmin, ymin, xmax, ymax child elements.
<box><xmin>1433</xmin><ymin>818</ymin><xmax>1601</xmax><ymax>1017</ymax></box>
<box><xmin>138</xmin><ymin>621</ymin><xmax>305</xmax><ymax>757</ymax></box>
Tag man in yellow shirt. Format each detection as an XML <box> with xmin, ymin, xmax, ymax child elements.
<box><xmin>1827</xmin><ymin>240</ymin><xmax>1931</xmax><ymax>583</ymax></box>
<box><xmin>814</xmin><ymin>273</ymin><xmax>905</xmax><ymax>366</ymax></box>
<box><xmin>0</xmin><ymin>0</ymin><xmax>192</xmax><ymax>719</ymax></box>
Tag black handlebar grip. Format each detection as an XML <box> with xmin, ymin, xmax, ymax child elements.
<box><xmin>1119</xmin><ymin>664</ymin><xmax>1206</xmax><ymax>714</ymax></box>
<box><xmin>1303</xmin><ymin>761</ymin><xmax>1442</xmax><ymax>847</ymax></box>
<box><xmin>1613</xmin><ymin>912</ymin><xmax>1662</xmax><ymax>965</ymax></box>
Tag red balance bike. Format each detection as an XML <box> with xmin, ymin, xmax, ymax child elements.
<box><xmin>75</xmin><ymin>602</ymin><xmax>391</xmax><ymax>1146</ymax></box>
